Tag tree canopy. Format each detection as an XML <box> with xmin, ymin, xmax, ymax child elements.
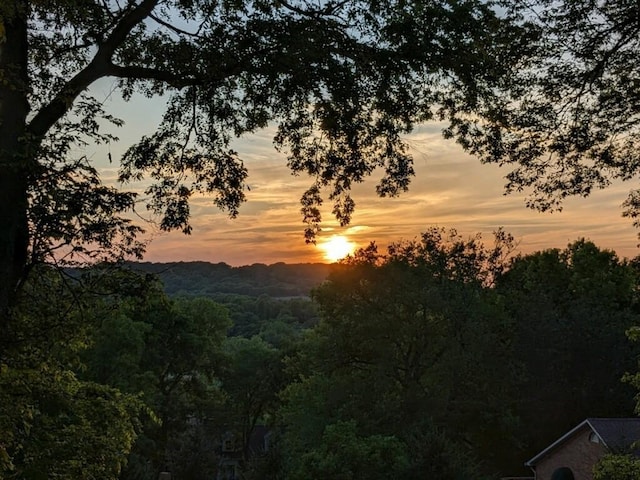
<box><xmin>3</xmin><ymin>234</ymin><xmax>640</xmax><ymax>478</ymax></box>
<box><xmin>280</xmin><ymin>229</ymin><xmax>519</xmax><ymax>477</ymax></box>
<box><xmin>456</xmin><ymin>0</ymin><xmax>640</xmax><ymax>225</ymax></box>
<box><xmin>7</xmin><ymin>1</ymin><xmax>640</xmax><ymax>474</ymax></box>
<box><xmin>0</xmin><ymin>267</ymin><xmax>159</xmax><ymax>480</ymax></box>
<box><xmin>5</xmin><ymin>0</ymin><xmax>640</xmax><ymax>320</ymax></box>
<box><xmin>495</xmin><ymin>240</ymin><xmax>640</xmax><ymax>466</ymax></box>
<box><xmin>0</xmin><ymin>0</ymin><xmax>524</xmax><ymax>319</ymax></box>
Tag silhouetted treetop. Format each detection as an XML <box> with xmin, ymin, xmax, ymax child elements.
<box><xmin>0</xmin><ymin>0</ymin><xmax>524</xmax><ymax>317</ymax></box>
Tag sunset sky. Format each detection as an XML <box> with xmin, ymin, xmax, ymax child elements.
<box><xmin>92</xmin><ymin>82</ymin><xmax>640</xmax><ymax>265</ymax></box>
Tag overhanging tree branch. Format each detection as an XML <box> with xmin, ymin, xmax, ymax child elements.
<box><xmin>27</xmin><ymin>0</ymin><xmax>161</xmax><ymax>139</ymax></box>
<box><xmin>108</xmin><ymin>64</ymin><xmax>201</xmax><ymax>87</ymax></box>
<box><xmin>149</xmin><ymin>13</ymin><xmax>204</xmax><ymax>38</ymax></box>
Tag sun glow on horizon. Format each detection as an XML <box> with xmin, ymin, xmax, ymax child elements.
<box><xmin>320</xmin><ymin>235</ymin><xmax>357</xmax><ymax>262</ymax></box>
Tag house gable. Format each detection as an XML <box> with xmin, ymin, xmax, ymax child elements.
<box><xmin>530</xmin><ymin>426</ymin><xmax>606</xmax><ymax>480</ymax></box>
<box><xmin>525</xmin><ymin>418</ymin><xmax>640</xmax><ymax>480</ymax></box>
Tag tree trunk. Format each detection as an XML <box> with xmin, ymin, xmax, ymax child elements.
<box><xmin>0</xmin><ymin>1</ymin><xmax>30</xmax><ymax>335</ymax></box>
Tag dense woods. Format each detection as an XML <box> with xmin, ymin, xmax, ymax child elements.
<box><xmin>3</xmin><ymin>232</ymin><xmax>640</xmax><ymax>479</ymax></box>
<box><xmin>4</xmin><ymin>0</ymin><xmax>640</xmax><ymax>478</ymax></box>
<box><xmin>130</xmin><ymin>261</ymin><xmax>333</xmax><ymax>298</ymax></box>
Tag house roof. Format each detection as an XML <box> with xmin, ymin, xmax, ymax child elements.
<box><xmin>525</xmin><ymin>418</ymin><xmax>640</xmax><ymax>467</ymax></box>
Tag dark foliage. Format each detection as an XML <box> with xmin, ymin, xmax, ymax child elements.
<box><xmin>496</xmin><ymin>240</ymin><xmax>640</xmax><ymax>472</ymax></box>
<box><xmin>130</xmin><ymin>261</ymin><xmax>333</xmax><ymax>298</ymax></box>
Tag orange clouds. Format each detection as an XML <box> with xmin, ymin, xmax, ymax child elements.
<box><xmin>88</xmin><ymin>91</ymin><xmax>640</xmax><ymax>265</ymax></box>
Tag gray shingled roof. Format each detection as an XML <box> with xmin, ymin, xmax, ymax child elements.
<box><xmin>526</xmin><ymin>418</ymin><xmax>640</xmax><ymax>467</ymax></box>
<box><xmin>588</xmin><ymin>418</ymin><xmax>640</xmax><ymax>451</ymax></box>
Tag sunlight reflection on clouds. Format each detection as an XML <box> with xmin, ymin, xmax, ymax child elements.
<box><xmin>89</xmin><ymin>101</ymin><xmax>639</xmax><ymax>264</ymax></box>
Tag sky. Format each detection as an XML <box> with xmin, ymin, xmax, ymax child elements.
<box><xmin>91</xmin><ymin>81</ymin><xmax>640</xmax><ymax>265</ymax></box>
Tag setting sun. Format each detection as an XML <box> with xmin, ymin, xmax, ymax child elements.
<box><xmin>320</xmin><ymin>235</ymin><xmax>356</xmax><ymax>262</ymax></box>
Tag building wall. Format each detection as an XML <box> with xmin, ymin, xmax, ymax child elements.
<box><xmin>534</xmin><ymin>428</ymin><xmax>607</xmax><ymax>480</ymax></box>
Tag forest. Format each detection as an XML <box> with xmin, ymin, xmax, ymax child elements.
<box><xmin>3</xmin><ymin>229</ymin><xmax>640</xmax><ymax>479</ymax></box>
<box><xmin>4</xmin><ymin>0</ymin><xmax>640</xmax><ymax>478</ymax></box>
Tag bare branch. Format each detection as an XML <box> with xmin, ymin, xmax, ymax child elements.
<box><xmin>276</xmin><ymin>0</ymin><xmax>341</xmax><ymax>18</ymax></box>
<box><xmin>27</xmin><ymin>0</ymin><xmax>161</xmax><ymax>139</ymax></box>
<box><xmin>108</xmin><ymin>64</ymin><xmax>201</xmax><ymax>87</ymax></box>
<box><xmin>149</xmin><ymin>13</ymin><xmax>203</xmax><ymax>38</ymax></box>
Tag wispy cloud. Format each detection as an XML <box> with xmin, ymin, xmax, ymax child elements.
<box><xmin>90</xmin><ymin>96</ymin><xmax>639</xmax><ymax>264</ymax></box>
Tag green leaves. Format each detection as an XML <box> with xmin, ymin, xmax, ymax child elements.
<box><xmin>83</xmin><ymin>293</ymin><xmax>232</xmax><ymax>479</ymax></box>
<box><xmin>15</xmin><ymin>0</ymin><xmax>520</xmax><ymax>258</ymax></box>
<box><xmin>291</xmin><ymin>421</ymin><xmax>409</xmax><ymax>480</ymax></box>
<box><xmin>0</xmin><ymin>362</ymin><xmax>145</xmax><ymax>480</ymax></box>
<box><xmin>281</xmin><ymin>229</ymin><xmax>517</xmax><ymax>477</ymax></box>
<box><xmin>0</xmin><ymin>267</ymin><xmax>166</xmax><ymax>478</ymax></box>
<box><xmin>496</xmin><ymin>240</ymin><xmax>640</xmax><ymax>462</ymax></box>
<box><xmin>594</xmin><ymin>454</ymin><xmax>640</xmax><ymax>480</ymax></box>
<box><xmin>462</xmin><ymin>0</ymin><xmax>640</xmax><ymax>235</ymax></box>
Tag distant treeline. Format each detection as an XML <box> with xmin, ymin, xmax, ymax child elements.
<box><xmin>127</xmin><ymin>261</ymin><xmax>335</xmax><ymax>298</ymax></box>
<box><xmin>6</xmin><ymin>233</ymin><xmax>640</xmax><ymax>480</ymax></box>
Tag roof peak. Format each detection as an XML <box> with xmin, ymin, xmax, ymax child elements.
<box><xmin>526</xmin><ymin>418</ymin><xmax>640</xmax><ymax>467</ymax></box>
